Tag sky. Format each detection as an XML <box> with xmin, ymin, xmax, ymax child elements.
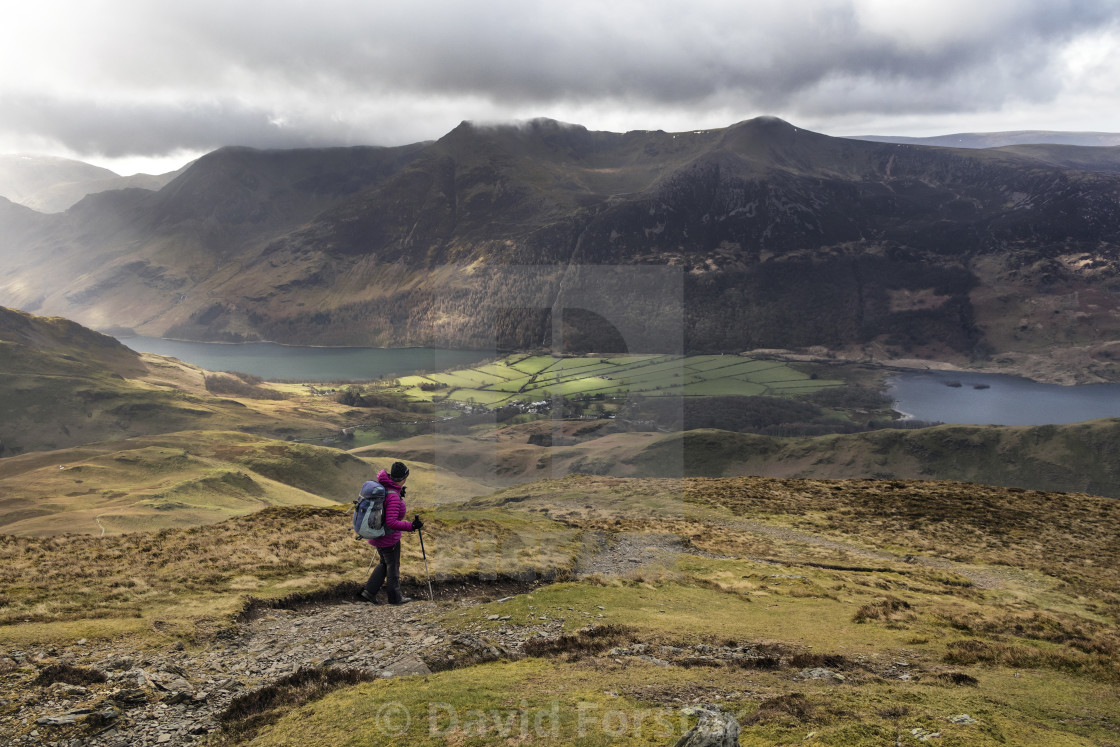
<box><xmin>1</xmin><ymin>0</ymin><xmax>1118</xmax><ymax>176</ymax></box>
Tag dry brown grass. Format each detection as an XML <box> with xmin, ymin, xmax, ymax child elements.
<box><xmin>216</xmin><ymin>667</ymin><xmax>377</xmax><ymax>742</ymax></box>
<box><xmin>743</xmin><ymin>692</ymin><xmax>816</xmax><ymax>725</ymax></box>
<box><xmin>32</xmin><ymin>663</ymin><xmax>107</xmax><ymax>686</ymax></box>
<box><xmin>852</xmin><ymin>596</ymin><xmax>914</xmax><ymax>624</ymax></box>
<box><xmin>931</xmin><ymin>605</ymin><xmax>1120</xmax><ymax>683</ymax></box>
<box><xmin>943</xmin><ymin>638</ymin><xmax>1120</xmax><ymax>683</ymax></box>
<box><xmin>521</xmin><ymin>624</ymin><xmax>638</xmax><ymax>659</ymax></box>
<box><xmin>0</xmin><ymin>504</ymin><xmax>578</xmax><ymax>642</ymax></box>
<box><xmin>683</xmin><ymin>476</ymin><xmax>1120</xmax><ymax>597</ymax></box>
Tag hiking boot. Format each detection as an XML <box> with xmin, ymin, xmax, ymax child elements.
<box><xmin>360</xmin><ymin>589</ymin><xmax>382</xmax><ymax>605</ymax></box>
<box><xmin>389</xmin><ymin>596</ymin><xmax>412</xmax><ymax>606</ymax></box>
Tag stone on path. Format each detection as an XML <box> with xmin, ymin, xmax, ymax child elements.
<box><xmin>673</xmin><ymin>706</ymin><xmax>740</xmax><ymax>747</ymax></box>
<box><xmin>381</xmin><ymin>654</ymin><xmax>431</xmax><ymax>678</ymax></box>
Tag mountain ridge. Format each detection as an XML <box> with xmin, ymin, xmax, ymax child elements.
<box><xmin>3</xmin><ymin>118</ymin><xmax>1120</xmax><ymax>376</ymax></box>
<box><xmin>854</xmin><ymin>129</ymin><xmax>1120</xmax><ymax>149</ymax></box>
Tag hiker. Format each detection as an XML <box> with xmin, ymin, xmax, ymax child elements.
<box><xmin>361</xmin><ymin>461</ymin><xmax>423</xmax><ymax>605</ymax></box>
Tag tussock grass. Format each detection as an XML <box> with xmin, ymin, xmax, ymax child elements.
<box><xmin>933</xmin><ymin>672</ymin><xmax>980</xmax><ymax>687</ymax></box>
<box><xmin>217</xmin><ymin>667</ymin><xmax>377</xmax><ymax>742</ymax></box>
<box><xmin>852</xmin><ymin>596</ymin><xmax>914</xmax><ymax>623</ymax></box>
<box><xmin>0</xmin><ymin>503</ymin><xmax>577</xmax><ymax>645</ymax></box>
<box><xmin>32</xmin><ymin>663</ymin><xmax>107</xmax><ymax>686</ymax></box>
<box><xmin>744</xmin><ymin>692</ymin><xmax>815</xmax><ymax>725</ymax></box>
<box><xmin>521</xmin><ymin>624</ymin><xmax>638</xmax><ymax>659</ymax></box>
<box><xmin>788</xmin><ymin>652</ymin><xmax>850</xmax><ymax>669</ymax></box>
<box><xmin>944</xmin><ymin>638</ymin><xmax>1120</xmax><ymax>683</ymax></box>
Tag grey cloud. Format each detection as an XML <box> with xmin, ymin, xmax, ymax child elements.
<box><xmin>3</xmin><ymin>0</ymin><xmax>1118</xmax><ymax>157</ymax></box>
<box><xmin>0</xmin><ymin>94</ymin><xmax>369</xmax><ymax>156</ymax></box>
<box><xmin>273</xmin><ymin>0</ymin><xmax>1116</xmax><ymax>106</ymax></box>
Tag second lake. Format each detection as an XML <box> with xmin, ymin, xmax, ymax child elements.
<box><xmin>888</xmin><ymin>370</ymin><xmax>1120</xmax><ymax>426</ymax></box>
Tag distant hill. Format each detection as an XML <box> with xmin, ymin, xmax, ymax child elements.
<box><xmin>0</xmin><ymin>306</ymin><xmax>362</xmax><ymax>456</ymax></box>
<box><xmin>0</xmin><ymin>154</ymin><xmax>116</xmax><ymax>202</ymax></box>
<box><xmin>357</xmin><ymin>415</ymin><xmax>1120</xmax><ymax>499</ymax></box>
<box><xmin>3</xmin><ymin>119</ymin><xmax>1120</xmax><ymax>379</ymax></box>
<box><xmin>0</xmin><ymin>305</ymin><xmax>241</xmax><ymax>454</ymax></box>
<box><xmin>23</xmin><ymin>170</ymin><xmax>184</xmax><ymax>213</ymax></box>
<box><xmin>628</xmin><ymin>421</ymin><xmax>1120</xmax><ymax>499</ymax></box>
<box><xmin>853</xmin><ymin>130</ymin><xmax>1120</xmax><ymax>149</ymax></box>
<box><xmin>0</xmin><ymin>154</ymin><xmax>183</xmax><ymax>213</ymax></box>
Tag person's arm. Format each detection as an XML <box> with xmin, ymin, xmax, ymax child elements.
<box><xmin>383</xmin><ymin>491</ymin><xmax>414</xmax><ymax>532</ymax></box>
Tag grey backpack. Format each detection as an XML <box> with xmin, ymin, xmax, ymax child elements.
<box><xmin>352</xmin><ymin>481</ymin><xmax>387</xmax><ymax>539</ymax></box>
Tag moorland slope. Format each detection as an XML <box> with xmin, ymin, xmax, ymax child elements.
<box><xmin>1</xmin><ymin>475</ymin><xmax>1118</xmax><ymax>745</ymax></box>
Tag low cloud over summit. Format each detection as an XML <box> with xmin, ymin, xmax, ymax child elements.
<box><xmin>1</xmin><ymin>0</ymin><xmax>1118</xmax><ymax>171</ymax></box>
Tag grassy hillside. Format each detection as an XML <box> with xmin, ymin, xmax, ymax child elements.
<box><xmin>0</xmin><ymin>307</ymin><xmax>501</xmax><ymax>535</ymax></box>
<box><xmin>0</xmin><ymin>307</ymin><xmax>351</xmax><ymax>455</ymax></box>
<box><xmin>0</xmin><ymin>501</ymin><xmax>575</xmax><ymax>644</ymax></box>
<box><xmin>0</xmin><ymin>431</ymin><xmax>356</xmax><ymax>536</ymax></box>
<box><xmin>0</xmin><ymin>431</ymin><xmax>493</xmax><ymax>537</ymax></box>
<box><xmin>3</xmin><ymin>475</ymin><xmax>1117</xmax><ymax>745</ymax></box>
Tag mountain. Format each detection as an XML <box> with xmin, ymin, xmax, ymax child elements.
<box><xmin>988</xmin><ymin>143</ymin><xmax>1120</xmax><ymax>174</ymax></box>
<box><xmin>0</xmin><ymin>154</ymin><xmax>187</xmax><ymax>213</ymax></box>
<box><xmin>854</xmin><ymin>130</ymin><xmax>1120</xmax><ymax>149</ymax></box>
<box><xmin>22</xmin><ymin>169</ymin><xmax>185</xmax><ymax>213</ymax></box>
<box><xmin>3</xmin><ymin>118</ymin><xmax>1120</xmax><ymax>378</ymax></box>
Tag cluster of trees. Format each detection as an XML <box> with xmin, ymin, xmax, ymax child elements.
<box><xmin>335</xmin><ymin>386</ymin><xmax>433</xmax><ymax>413</ymax></box>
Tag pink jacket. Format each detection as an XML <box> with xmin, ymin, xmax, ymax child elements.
<box><xmin>368</xmin><ymin>469</ymin><xmax>413</xmax><ymax>548</ymax></box>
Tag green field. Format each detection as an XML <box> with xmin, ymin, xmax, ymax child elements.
<box><xmin>396</xmin><ymin>354</ymin><xmax>841</xmax><ymax>405</ymax></box>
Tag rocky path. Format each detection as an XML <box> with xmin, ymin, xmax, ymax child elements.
<box><xmin>2</xmin><ymin>583</ymin><xmax>569</xmax><ymax>747</ymax></box>
<box><xmin>575</xmin><ymin>530</ymin><xmax>699</xmax><ymax>578</ymax></box>
<box><xmin>725</xmin><ymin>519</ymin><xmax>1013</xmax><ymax>590</ymax></box>
<box><xmin>2</xmin><ymin>524</ymin><xmax>1001</xmax><ymax>745</ymax></box>
<box><xmin>5</xmin><ymin>531</ymin><xmax>692</xmax><ymax>746</ymax></box>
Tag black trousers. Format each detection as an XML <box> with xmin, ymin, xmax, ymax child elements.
<box><xmin>364</xmin><ymin>541</ymin><xmax>402</xmax><ymax>603</ymax></box>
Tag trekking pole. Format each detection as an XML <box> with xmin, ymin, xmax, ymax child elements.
<box><xmin>418</xmin><ymin>526</ymin><xmax>434</xmax><ymax>602</ymax></box>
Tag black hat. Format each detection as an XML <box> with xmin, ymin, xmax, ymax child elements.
<box><xmin>390</xmin><ymin>461</ymin><xmax>410</xmax><ymax>481</ymax></box>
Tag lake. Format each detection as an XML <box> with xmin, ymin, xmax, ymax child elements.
<box><xmin>117</xmin><ymin>338</ymin><xmax>1120</xmax><ymax>425</ymax></box>
<box><xmin>118</xmin><ymin>336</ymin><xmax>496</xmax><ymax>381</ymax></box>
<box><xmin>888</xmin><ymin>370</ymin><xmax>1120</xmax><ymax>425</ymax></box>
